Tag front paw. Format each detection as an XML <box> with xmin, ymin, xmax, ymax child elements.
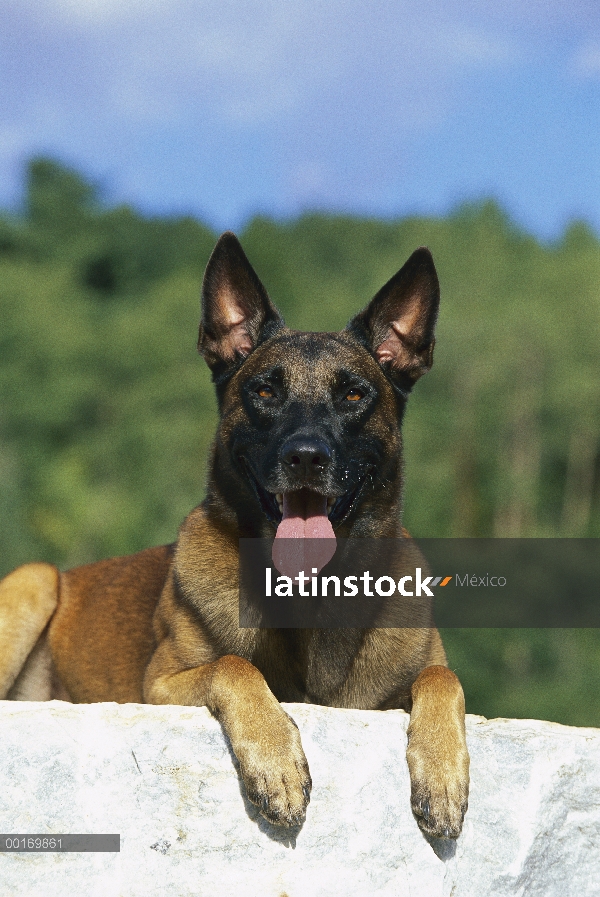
<box><xmin>406</xmin><ymin>729</ymin><xmax>469</xmax><ymax>839</ymax></box>
<box><xmin>232</xmin><ymin>709</ymin><xmax>312</xmax><ymax>827</ymax></box>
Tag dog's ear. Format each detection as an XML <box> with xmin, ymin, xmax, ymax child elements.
<box><xmin>198</xmin><ymin>232</ymin><xmax>284</xmax><ymax>371</ymax></box>
<box><xmin>346</xmin><ymin>247</ymin><xmax>439</xmax><ymax>391</ymax></box>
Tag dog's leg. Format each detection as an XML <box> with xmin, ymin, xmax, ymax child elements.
<box><xmin>406</xmin><ymin>665</ymin><xmax>470</xmax><ymax>839</ymax></box>
<box><xmin>7</xmin><ymin>627</ymin><xmax>71</xmax><ymax>702</ymax></box>
<box><xmin>144</xmin><ymin>642</ymin><xmax>312</xmax><ymax>827</ymax></box>
<box><xmin>0</xmin><ymin>563</ymin><xmax>60</xmax><ymax>699</ymax></box>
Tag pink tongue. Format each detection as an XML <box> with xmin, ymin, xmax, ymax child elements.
<box><xmin>272</xmin><ymin>490</ymin><xmax>337</xmax><ymax>578</ymax></box>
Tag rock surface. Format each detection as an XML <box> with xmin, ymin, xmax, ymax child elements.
<box><xmin>0</xmin><ymin>700</ymin><xmax>599</xmax><ymax>897</ymax></box>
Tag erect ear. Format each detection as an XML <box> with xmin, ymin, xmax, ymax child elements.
<box><xmin>346</xmin><ymin>247</ymin><xmax>440</xmax><ymax>391</ymax></box>
<box><xmin>198</xmin><ymin>232</ymin><xmax>284</xmax><ymax>371</ymax></box>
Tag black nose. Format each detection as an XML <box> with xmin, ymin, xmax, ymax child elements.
<box><xmin>281</xmin><ymin>437</ymin><xmax>332</xmax><ymax>474</ymax></box>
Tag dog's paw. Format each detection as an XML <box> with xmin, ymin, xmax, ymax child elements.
<box><xmin>406</xmin><ymin>729</ymin><xmax>469</xmax><ymax>839</ymax></box>
<box><xmin>233</xmin><ymin>709</ymin><xmax>312</xmax><ymax>827</ymax></box>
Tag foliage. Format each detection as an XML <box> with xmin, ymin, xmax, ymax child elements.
<box><xmin>1</xmin><ymin>158</ymin><xmax>599</xmax><ymax>725</ymax></box>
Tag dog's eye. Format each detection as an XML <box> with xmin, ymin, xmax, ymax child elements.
<box><xmin>256</xmin><ymin>385</ymin><xmax>274</xmax><ymax>399</ymax></box>
<box><xmin>345</xmin><ymin>388</ymin><xmax>364</xmax><ymax>402</ymax></box>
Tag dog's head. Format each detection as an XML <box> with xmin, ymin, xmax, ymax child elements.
<box><xmin>198</xmin><ymin>232</ymin><xmax>439</xmax><ymax>542</ymax></box>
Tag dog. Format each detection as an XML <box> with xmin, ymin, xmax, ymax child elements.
<box><xmin>0</xmin><ymin>232</ymin><xmax>469</xmax><ymax>838</ymax></box>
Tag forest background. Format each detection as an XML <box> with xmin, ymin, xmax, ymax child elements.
<box><xmin>1</xmin><ymin>158</ymin><xmax>599</xmax><ymax>725</ymax></box>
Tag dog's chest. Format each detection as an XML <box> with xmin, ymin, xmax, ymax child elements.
<box><xmin>251</xmin><ymin>629</ymin><xmax>366</xmax><ymax>706</ymax></box>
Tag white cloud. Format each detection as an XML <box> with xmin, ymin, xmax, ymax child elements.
<box><xmin>0</xmin><ymin>124</ymin><xmax>28</xmax><ymax>156</ymax></box>
<box><xmin>28</xmin><ymin>0</ymin><xmax>170</xmax><ymax>26</ymax></box>
<box><xmin>572</xmin><ymin>40</ymin><xmax>600</xmax><ymax>77</ymax></box>
<box><xmin>8</xmin><ymin>0</ymin><xmax>522</xmax><ymax>121</ymax></box>
<box><xmin>435</xmin><ymin>26</ymin><xmax>518</xmax><ymax>67</ymax></box>
<box><xmin>102</xmin><ymin>5</ymin><xmax>520</xmax><ymax>130</ymax></box>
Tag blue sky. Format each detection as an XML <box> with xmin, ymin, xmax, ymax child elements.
<box><xmin>1</xmin><ymin>0</ymin><xmax>599</xmax><ymax>239</ymax></box>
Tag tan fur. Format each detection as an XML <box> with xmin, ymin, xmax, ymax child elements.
<box><xmin>48</xmin><ymin>544</ymin><xmax>174</xmax><ymax>703</ymax></box>
<box><xmin>0</xmin><ymin>563</ymin><xmax>59</xmax><ymax>696</ymax></box>
<box><xmin>6</xmin><ymin>629</ymin><xmax>71</xmax><ymax>702</ymax></box>
<box><xmin>407</xmin><ymin>665</ymin><xmax>469</xmax><ymax>837</ymax></box>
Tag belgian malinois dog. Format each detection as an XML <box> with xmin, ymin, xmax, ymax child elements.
<box><xmin>0</xmin><ymin>233</ymin><xmax>469</xmax><ymax>839</ymax></box>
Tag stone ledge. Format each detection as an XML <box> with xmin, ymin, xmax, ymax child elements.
<box><xmin>0</xmin><ymin>700</ymin><xmax>599</xmax><ymax>896</ymax></box>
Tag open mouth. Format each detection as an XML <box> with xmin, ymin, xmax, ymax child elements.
<box><xmin>242</xmin><ymin>463</ymin><xmax>367</xmax><ymax>530</ymax></box>
<box><xmin>273</xmin><ymin>490</ymin><xmax>358</xmax><ymax>526</ymax></box>
<box><xmin>240</xmin><ymin>461</ymin><xmax>371</xmax><ymax>577</ymax></box>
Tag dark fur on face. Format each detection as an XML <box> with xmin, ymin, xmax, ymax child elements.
<box><xmin>198</xmin><ymin>232</ymin><xmax>440</xmax><ymax>540</ymax></box>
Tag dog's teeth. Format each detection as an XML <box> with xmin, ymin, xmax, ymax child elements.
<box><xmin>275</xmin><ymin>493</ymin><xmax>283</xmax><ymax>512</ymax></box>
<box><xmin>327</xmin><ymin>497</ymin><xmax>335</xmax><ymax>510</ymax></box>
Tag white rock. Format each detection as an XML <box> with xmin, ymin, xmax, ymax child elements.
<box><xmin>0</xmin><ymin>700</ymin><xmax>598</xmax><ymax>897</ymax></box>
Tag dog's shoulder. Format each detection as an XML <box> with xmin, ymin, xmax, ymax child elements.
<box><xmin>168</xmin><ymin>503</ymin><xmax>246</xmax><ymax>644</ymax></box>
<box><xmin>174</xmin><ymin>503</ymin><xmax>239</xmax><ymax>588</ymax></box>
